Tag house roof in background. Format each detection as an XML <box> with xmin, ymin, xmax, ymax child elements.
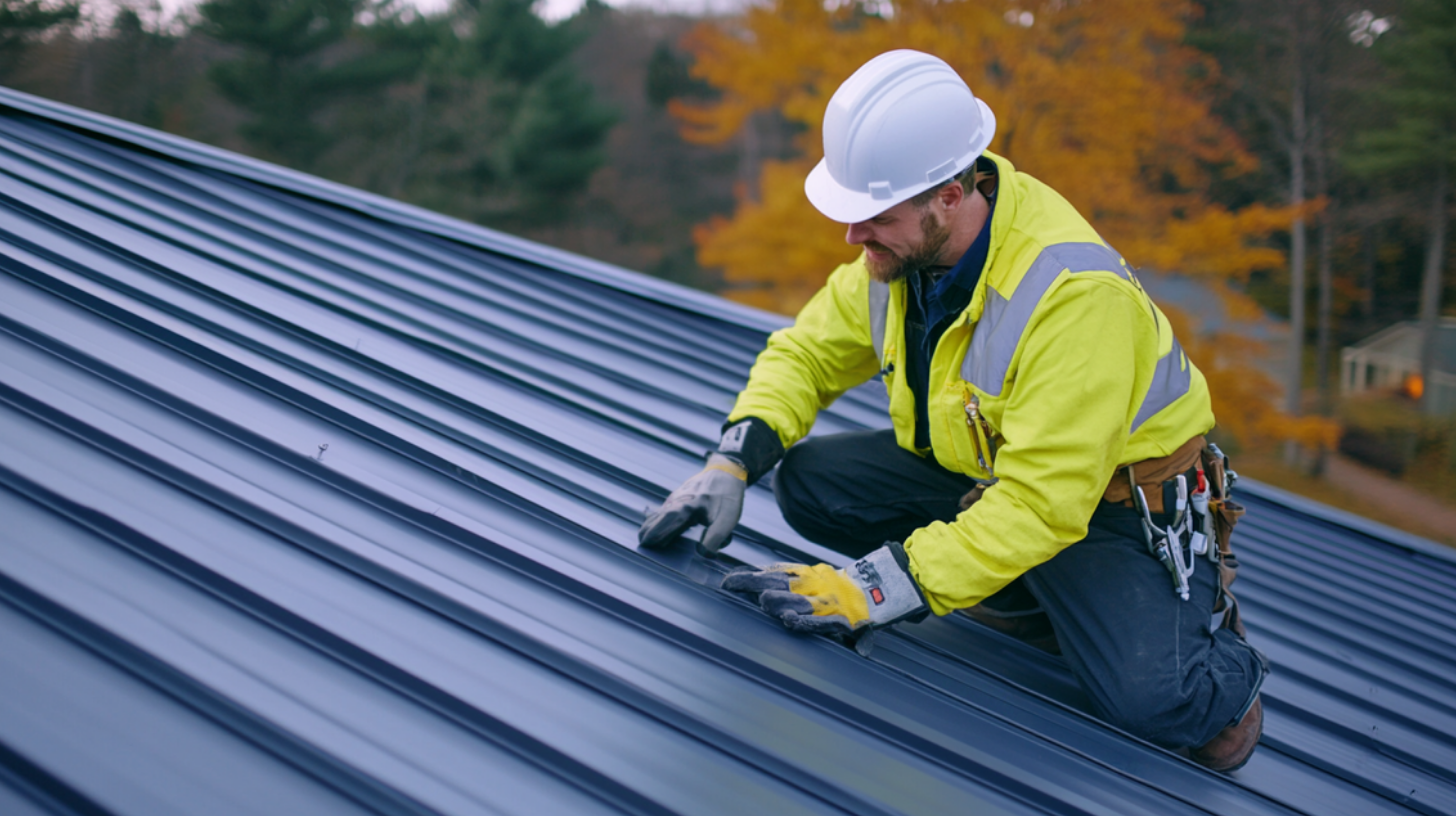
<box><xmin>1346</xmin><ymin>317</ymin><xmax>1456</xmax><ymax>372</ymax></box>
<box><xmin>3</xmin><ymin>86</ymin><xmax>1456</xmax><ymax>816</ymax></box>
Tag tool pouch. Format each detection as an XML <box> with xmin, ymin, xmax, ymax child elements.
<box><xmin>1201</xmin><ymin>443</ymin><xmax>1247</xmax><ymax>636</ymax></box>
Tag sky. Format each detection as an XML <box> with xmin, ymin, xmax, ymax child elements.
<box><xmin>147</xmin><ymin>0</ymin><xmax>747</xmax><ymax>24</ymax></box>
<box><xmin>406</xmin><ymin>0</ymin><xmax>601</xmax><ymax>22</ymax></box>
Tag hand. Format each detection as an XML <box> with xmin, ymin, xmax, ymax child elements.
<box><xmin>722</xmin><ymin>543</ymin><xmax>928</xmax><ymax>637</ymax></box>
<box><xmin>638</xmin><ymin>454</ymin><xmax>747</xmax><ymax>556</ymax></box>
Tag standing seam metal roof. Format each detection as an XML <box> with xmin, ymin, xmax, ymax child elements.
<box><xmin>2</xmin><ymin>86</ymin><xmax>1455</xmax><ymax>816</ymax></box>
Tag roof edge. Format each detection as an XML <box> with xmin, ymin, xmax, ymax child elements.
<box><xmin>1239</xmin><ymin>478</ymin><xmax>1456</xmax><ymax>565</ymax></box>
<box><xmin>0</xmin><ymin>85</ymin><xmax>793</xmax><ymax>334</ymax></box>
<box><xmin>1346</xmin><ymin>316</ymin><xmax>1456</xmax><ymax>351</ymax></box>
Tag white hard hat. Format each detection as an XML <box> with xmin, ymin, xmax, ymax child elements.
<box><xmin>805</xmin><ymin>50</ymin><xmax>996</xmax><ymax>224</ymax></box>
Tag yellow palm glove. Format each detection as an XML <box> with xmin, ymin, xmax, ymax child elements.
<box><xmin>723</xmin><ymin>544</ymin><xmax>929</xmax><ymax>636</ymax></box>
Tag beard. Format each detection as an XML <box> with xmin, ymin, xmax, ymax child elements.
<box><xmin>864</xmin><ymin>208</ymin><xmax>952</xmax><ymax>284</ymax></box>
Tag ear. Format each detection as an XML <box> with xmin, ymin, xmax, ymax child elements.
<box><xmin>936</xmin><ymin>180</ymin><xmax>966</xmax><ymax>212</ymax></box>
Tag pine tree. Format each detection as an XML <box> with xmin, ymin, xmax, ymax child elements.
<box><xmin>91</xmin><ymin>6</ymin><xmax>182</xmax><ymax>128</ymax></box>
<box><xmin>198</xmin><ymin>0</ymin><xmax>419</xmax><ymax>167</ymax></box>
<box><xmin>350</xmin><ymin>0</ymin><xmax>616</xmax><ymax>225</ymax></box>
<box><xmin>1347</xmin><ymin>0</ymin><xmax>1456</xmax><ymax>415</ymax></box>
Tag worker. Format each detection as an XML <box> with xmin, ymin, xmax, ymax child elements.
<box><xmin>639</xmin><ymin>50</ymin><xmax>1268</xmax><ymax>772</ymax></box>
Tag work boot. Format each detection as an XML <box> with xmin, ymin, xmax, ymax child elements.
<box><xmin>1189</xmin><ymin>697</ymin><xmax>1263</xmax><ymax>772</ymax></box>
<box><xmin>961</xmin><ymin>604</ymin><xmax>1062</xmax><ymax>655</ymax></box>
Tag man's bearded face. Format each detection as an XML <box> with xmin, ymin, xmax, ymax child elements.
<box><xmin>859</xmin><ymin>205</ymin><xmax>952</xmax><ymax>284</ymax></box>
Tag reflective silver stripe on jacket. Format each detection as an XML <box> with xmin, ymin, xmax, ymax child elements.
<box><xmin>865</xmin><ymin>241</ymin><xmax>1191</xmax><ymax>428</ymax></box>
<box><xmin>1132</xmin><ymin>334</ymin><xmax>1192</xmax><ymax>432</ymax></box>
<box><xmin>869</xmin><ymin>280</ymin><xmax>890</xmax><ymax>362</ymax></box>
<box><xmin>961</xmin><ymin>242</ymin><xmax>1128</xmax><ymax>396</ymax></box>
<box><xmin>951</xmin><ymin>241</ymin><xmax>1191</xmax><ymax>428</ymax></box>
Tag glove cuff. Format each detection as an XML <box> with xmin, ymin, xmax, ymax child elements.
<box><xmin>851</xmin><ymin>543</ymin><xmax>930</xmax><ymax>627</ymax></box>
<box><xmin>703</xmin><ymin>453</ymin><xmax>747</xmax><ymax>481</ymax></box>
<box><xmin>716</xmin><ymin>416</ymin><xmax>784</xmax><ymax>486</ymax></box>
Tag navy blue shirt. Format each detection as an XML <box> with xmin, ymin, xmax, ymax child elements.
<box><xmin>903</xmin><ymin>193</ymin><xmax>996</xmax><ymax>450</ymax></box>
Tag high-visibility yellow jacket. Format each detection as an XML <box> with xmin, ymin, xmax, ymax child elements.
<box><xmin>728</xmin><ymin>151</ymin><xmax>1215</xmax><ymax>615</ymax></box>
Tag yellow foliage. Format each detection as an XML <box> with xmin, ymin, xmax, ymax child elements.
<box><xmin>696</xmin><ymin>160</ymin><xmax>859</xmax><ymax>314</ymax></box>
<box><xmin>679</xmin><ymin>0</ymin><xmax>1322</xmax><ymax>449</ymax></box>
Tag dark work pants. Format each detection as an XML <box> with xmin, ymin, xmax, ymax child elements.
<box><xmin>773</xmin><ymin>429</ymin><xmax>1268</xmax><ymax>749</ymax></box>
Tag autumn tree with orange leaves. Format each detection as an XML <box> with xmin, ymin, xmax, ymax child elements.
<box><xmin>671</xmin><ymin>0</ymin><xmax>1336</xmax><ymax>450</ymax></box>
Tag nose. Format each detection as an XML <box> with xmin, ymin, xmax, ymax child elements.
<box><xmin>846</xmin><ymin>221</ymin><xmax>872</xmax><ymax>245</ymax></box>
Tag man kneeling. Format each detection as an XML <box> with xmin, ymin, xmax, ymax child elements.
<box><xmin>639</xmin><ymin>50</ymin><xmax>1268</xmax><ymax>772</ymax></box>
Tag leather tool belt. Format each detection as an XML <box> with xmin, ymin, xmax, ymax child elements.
<box><xmin>1102</xmin><ymin>435</ymin><xmax>1204</xmax><ymax>513</ymax></box>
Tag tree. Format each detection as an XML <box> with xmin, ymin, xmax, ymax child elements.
<box><xmin>645</xmin><ymin>40</ymin><xmax>713</xmax><ymax>108</ymax></box>
<box><xmin>198</xmin><ymin>0</ymin><xmax>418</xmax><ymax>167</ymax></box>
<box><xmin>674</xmin><ymin>0</ymin><xmax>1336</xmax><ymax>449</ymax></box>
<box><xmin>87</xmin><ymin>4</ymin><xmax>184</xmax><ymax>128</ymax></box>
<box><xmin>0</xmin><ymin>0</ymin><xmax>78</xmax><ymax>77</ymax></box>
<box><xmin>193</xmin><ymin>0</ymin><xmax>615</xmax><ymax>224</ymax></box>
<box><xmin>1194</xmin><ymin>0</ymin><xmax>1394</xmax><ymax>469</ymax></box>
<box><xmin>319</xmin><ymin>0</ymin><xmax>616</xmax><ymax>225</ymax></box>
<box><xmin>1348</xmin><ymin>0</ymin><xmax>1456</xmax><ymax>416</ymax></box>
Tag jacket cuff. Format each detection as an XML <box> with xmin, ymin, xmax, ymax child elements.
<box><xmin>716</xmin><ymin>416</ymin><xmax>785</xmax><ymax>486</ymax></box>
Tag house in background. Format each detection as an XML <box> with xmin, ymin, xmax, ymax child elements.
<box><xmin>1342</xmin><ymin>318</ymin><xmax>1456</xmax><ymax>414</ymax></box>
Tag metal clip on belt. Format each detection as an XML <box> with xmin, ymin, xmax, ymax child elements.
<box><xmin>1127</xmin><ymin>464</ymin><xmax>1194</xmax><ymax>601</ymax></box>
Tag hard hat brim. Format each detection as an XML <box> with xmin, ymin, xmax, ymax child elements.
<box><xmin>804</xmin><ymin>98</ymin><xmax>996</xmax><ymax>224</ymax></box>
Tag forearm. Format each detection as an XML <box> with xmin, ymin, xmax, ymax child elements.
<box><xmin>729</xmin><ymin>263</ymin><xmax>880</xmax><ymax>449</ymax></box>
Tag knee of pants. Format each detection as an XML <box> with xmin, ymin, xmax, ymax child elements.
<box><xmin>1091</xmin><ymin>637</ymin><xmax>1266</xmax><ymax>747</ymax></box>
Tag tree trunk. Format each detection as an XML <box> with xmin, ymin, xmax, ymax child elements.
<box><xmin>1418</xmin><ymin>160</ymin><xmax>1449</xmax><ymax>416</ymax></box>
<box><xmin>1314</xmin><ymin>114</ymin><xmax>1334</xmax><ymax>415</ymax></box>
<box><xmin>1284</xmin><ymin>43</ymin><xmax>1308</xmax><ymax>466</ymax></box>
<box><xmin>1315</xmin><ymin>219</ymin><xmax>1334</xmax><ymax>406</ymax></box>
<box><xmin>1361</xmin><ymin>223</ymin><xmax>1378</xmax><ymax>327</ymax></box>
<box><xmin>740</xmin><ymin>113</ymin><xmax>762</xmax><ymax>203</ymax></box>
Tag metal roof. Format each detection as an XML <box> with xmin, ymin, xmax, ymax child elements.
<box><xmin>2</xmin><ymin>86</ymin><xmax>1455</xmax><ymax>816</ymax></box>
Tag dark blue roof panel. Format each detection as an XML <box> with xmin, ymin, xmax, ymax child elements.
<box><xmin>2</xmin><ymin>87</ymin><xmax>1455</xmax><ymax>816</ymax></box>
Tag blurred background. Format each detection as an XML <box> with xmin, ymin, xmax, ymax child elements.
<box><xmin>2</xmin><ymin>0</ymin><xmax>1453</xmax><ymax>543</ymax></box>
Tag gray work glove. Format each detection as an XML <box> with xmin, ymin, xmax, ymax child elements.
<box><xmin>638</xmin><ymin>453</ymin><xmax>747</xmax><ymax>556</ymax></box>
